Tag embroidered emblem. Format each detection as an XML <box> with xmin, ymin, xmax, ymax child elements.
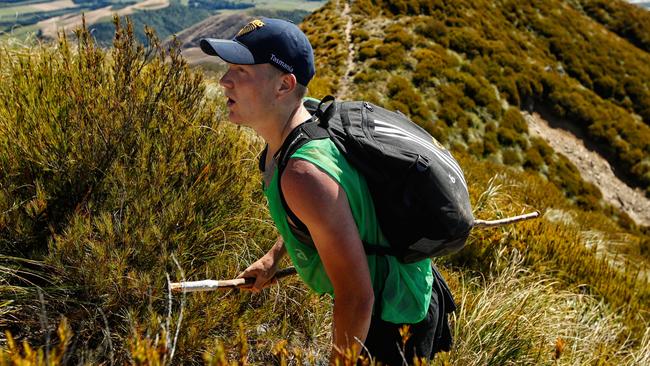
<box><xmin>237</xmin><ymin>19</ymin><xmax>265</xmax><ymax>37</ymax></box>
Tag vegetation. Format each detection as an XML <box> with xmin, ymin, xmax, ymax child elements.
<box><xmin>88</xmin><ymin>4</ymin><xmax>215</xmax><ymax>46</ymax></box>
<box><xmin>343</xmin><ymin>0</ymin><xmax>650</xmax><ymax>200</ymax></box>
<box><xmin>1</xmin><ymin>0</ymin><xmax>650</xmax><ymax>365</ymax></box>
<box><xmin>0</xmin><ymin>20</ymin><xmax>330</xmax><ymax>364</ymax></box>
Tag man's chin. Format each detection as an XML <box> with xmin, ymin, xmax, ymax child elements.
<box><xmin>227</xmin><ymin>114</ymin><xmax>249</xmax><ymax>127</ymax></box>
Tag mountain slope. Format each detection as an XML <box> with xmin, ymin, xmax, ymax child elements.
<box><xmin>303</xmin><ymin>0</ymin><xmax>650</xmax><ymax>211</ymax></box>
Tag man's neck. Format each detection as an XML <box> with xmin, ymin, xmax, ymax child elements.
<box><xmin>261</xmin><ymin>103</ymin><xmax>312</xmax><ymax>159</ymax></box>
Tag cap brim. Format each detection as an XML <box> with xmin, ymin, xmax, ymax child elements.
<box><xmin>199</xmin><ymin>38</ymin><xmax>255</xmax><ymax>64</ymax></box>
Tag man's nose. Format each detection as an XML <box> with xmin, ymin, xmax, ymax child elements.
<box><xmin>219</xmin><ymin>70</ymin><xmax>233</xmax><ymax>89</ymax></box>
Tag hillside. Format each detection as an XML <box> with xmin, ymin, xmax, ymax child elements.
<box><xmin>1</xmin><ymin>0</ymin><xmax>650</xmax><ymax>365</ymax></box>
<box><xmin>304</xmin><ymin>0</ymin><xmax>650</xmax><ymax>206</ymax></box>
<box><xmin>0</xmin><ymin>0</ymin><xmax>324</xmax><ymax>45</ymax></box>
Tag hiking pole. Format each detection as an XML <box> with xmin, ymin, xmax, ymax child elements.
<box><xmin>170</xmin><ymin>267</ymin><xmax>297</xmax><ymax>293</ymax></box>
<box><xmin>170</xmin><ymin>212</ymin><xmax>540</xmax><ymax>293</ymax></box>
<box><xmin>473</xmin><ymin>211</ymin><xmax>540</xmax><ymax>228</ymax></box>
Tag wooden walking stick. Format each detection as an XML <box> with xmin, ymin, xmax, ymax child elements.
<box><xmin>170</xmin><ymin>267</ymin><xmax>298</xmax><ymax>293</ymax></box>
<box><xmin>170</xmin><ymin>211</ymin><xmax>540</xmax><ymax>293</ymax></box>
<box><xmin>473</xmin><ymin>211</ymin><xmax>540</xmax><ymax>228</ymax></box>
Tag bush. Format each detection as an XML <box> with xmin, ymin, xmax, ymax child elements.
<box><xmin>387</xmin><ymin>76</ymin><xmax>431</xmax><ymax>125</ymax></box>
<box><xmin>371</xmin><ymin>42</ymin><xmax>406</xmax><ymax>70</ymax></box>
<box><xmin>502</xmin><ymin>108</ymin><xmax>528</xmax><ymax>134</ymax></box>
<box><xmin>385</xmin><ymin>24</ymin><xmax>415</xmax><ymax>49</ymax></box>
<box><xmin>497</xmin><ymin>127</ymin><xmax>519</xmax><ymax>146</ymax></box>
<box><xmin>524</xmin><ymin>147</ymin><xmax>544</xmax><ymax>170</ymax></box>
<box><xmin>414</xmin><ymin>19</ymin><xmax>446</xmax><ymax>40</ymax></box>
<box><xmin>502</xmin><ymin>148</ymin><xmax>523</xmax><ymax>165</ymax></box>
<box><xmin>351</xmin><ymin>29</ymin><xmax>370</xmax><ymax>43</ymax></box>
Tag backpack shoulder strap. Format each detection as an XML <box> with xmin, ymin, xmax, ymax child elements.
<box><xmin>276</xmin><ymin>119</ymin><xmax>329</xmax><ymax>233</ymax></box>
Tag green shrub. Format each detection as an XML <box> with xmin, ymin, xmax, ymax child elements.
<box><xmin>502</xmin><ymin>108</ymin><xmax>528</xmax><ymax>134</ymax></box>
<box><xmin>351</xmin><ymin>29</ymin><xmax>370</xmax><ymax>43</ymax></box>
<box><xmin>371</xmin><ymin>42</ymin><xmax>406</xmax><ymax>70</ymax></box>
<box><xmin>414</xmin><ymin>19</ymin><xmax>446</xmax><ymax>40</ymax></box>
<box><xmin>387</xmin><ymin>76</ymin><xmax>431</xmax><ymax>125</ymax></box>
<box><xmin>497</xmin><ymin>127</ymin><xmax>518</xmax><ymax>146</ymax></box>
<box><xmin>385</xmin><ymin>24</ymin><xmax>415</xmax><ymax>49</ymax></box>
<box><xmin>502</xmin><ymin>148</ymin><xmax>522</xmax><ymax>166</ymax></box>
<box><xmin>524</xmin><ymin>147</ymin><xmax>544</xmax><ymax>170</ymax></box>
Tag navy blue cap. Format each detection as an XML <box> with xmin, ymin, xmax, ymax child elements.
<box><xmin>200</xmin><ymin>18</ymin><xmax>315</xmax><ymax>86</ymax></box>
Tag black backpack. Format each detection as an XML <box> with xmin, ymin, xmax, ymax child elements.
<box><xmin>259</xmin><ymin>96</ymin><xmax>474</xmax><ymax>263</ymax></box>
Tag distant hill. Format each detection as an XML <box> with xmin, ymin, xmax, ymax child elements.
<box><xmin>0</xmin><ymin>0</ymin><xmax>323</xmax><ymax>44</ymax></box>
<box><xmin>168</xmin><ymin>8</ymin><xmax>313</xmax><ymax>68</ymax></box>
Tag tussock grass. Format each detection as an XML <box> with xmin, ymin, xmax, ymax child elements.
<box><xmin>444</xmin><ymin>249</ymin><xmax>649</xmax><ymax>365</ymax></box>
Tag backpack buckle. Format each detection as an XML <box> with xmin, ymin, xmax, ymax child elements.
<box><xmin>415</xmin><ymin>155</ymin><xmax>429</xmax><ymax>172</ymax></box>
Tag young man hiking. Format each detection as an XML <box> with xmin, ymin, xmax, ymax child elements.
<box><xmin>200</xmin><ymin>18</ymin><xmax>452</xmax><ymax>365</ymax></box>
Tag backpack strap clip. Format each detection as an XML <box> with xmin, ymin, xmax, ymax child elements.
<box><xmin>315</xmin><ymin>95</ymin><xmax>337</xmax><ymax>127</ymax></box>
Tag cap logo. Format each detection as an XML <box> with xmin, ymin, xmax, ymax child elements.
<box><xmin>237</xmin><ymin>19</ymin><xmax>265</xmax><ymax>37</ymax></box>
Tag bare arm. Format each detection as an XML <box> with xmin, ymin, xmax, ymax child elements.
<box><xmin>281</xmin><ymin>158</ymin><xmax>374</xmax><ymax>363</ymax></box>
<box><xmin>238</xmin><ymin>236</ymin><xmax>286</xmax><ymax>292</ymax></box>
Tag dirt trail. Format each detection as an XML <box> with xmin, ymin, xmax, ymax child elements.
<box><xmin>32</xmin><ymin>0</ymin><xmax>76</xmax><ymax>12</ymax></box>
<box><xmin>38</xmin><ymin>0</ymin><xmax>169</xmax><ymax>39</ymax></box>
<box><xmin>337</xmin><ymin>0</ymin><xmax>355</xmax><ymax>99</ymax></box>
<box><xmin>524</xmin><ymin>111</ymin><xmax>650</xmax><ymax>226</ymax></box>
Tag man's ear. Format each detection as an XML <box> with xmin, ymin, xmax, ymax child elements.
<box><xmin>277</xmin><ymin>73</ymin><xmax>298</xmax><ymax>98</ymax></box>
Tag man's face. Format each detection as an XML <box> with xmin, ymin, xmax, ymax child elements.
<box><xmin>218</xmin><ymin>63</ymin><xmax>281</xmax><ymax>126</ymax></box>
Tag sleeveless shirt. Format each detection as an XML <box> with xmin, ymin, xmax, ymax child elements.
<box><xmin>262</xmin><ymin>138</ymin><xmax>433</xmax><ymax>323</ymax></box>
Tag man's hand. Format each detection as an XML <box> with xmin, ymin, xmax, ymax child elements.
<box><xmin>238</xmin><ymin>237</ymin><xmax>286</xmax><ymax>293</ymax></box>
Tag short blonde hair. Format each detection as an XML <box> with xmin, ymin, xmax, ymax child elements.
<box><xmin>266</xmin><ymin>65</ymin><xmax>308</xmax><ymax>100</ymax></box>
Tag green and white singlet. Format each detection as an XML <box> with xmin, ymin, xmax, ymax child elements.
<box><xmin>263</xmin><ymin>138</ymin><xmax>433</xmax><ymax>324</ymax></box>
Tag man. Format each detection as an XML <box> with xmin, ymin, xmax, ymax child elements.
<box><xmin>200</xmin><ymin>17</ymin><xmax>451</xmax><ymax>365</ymax></box>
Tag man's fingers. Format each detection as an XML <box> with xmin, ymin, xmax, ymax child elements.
<box><xmin>253</xmin><ymin>275</ymin><xmax>271</xmax><ymax>292</ymax></box>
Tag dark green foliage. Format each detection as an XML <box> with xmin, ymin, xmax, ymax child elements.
<box><xmin>88</xmin><ymin>5</ymin><xmax>214</xmax><ymax>46</ymax></box>
<box><xmin>387</xmin><ymin>76</ymin><xmax>430</xmax><ymax>125</ymax></box>
<box><xmin>497</xmin><ymin>127</ymin><xmax>518</xmax><ymax>147</ymax></box>
<box><xmin>501</xmin><ymin>148</ymin><xmax>522</xmax><ymax>165</ymax></box>
<box><xmin>385</xmin><ymin>24</ymin><xmax>414</xmax><ymax>49</ymax></box>
<box><xmin>351</xmin><ymin>29</ymin><xmax>370</xmax><ymax>43</ymax></box>
<box><xmin>578</xmin><ymin>0</ymin><xmax>650</xmax><ymax>53</ymax></box>
<box><xmin>414</xmin><ymin>19</ymin><xmax>446</xmax><ymax>40</ymax></box>
<box><xmin>357</xmin><ymin>39</ymin><xmax>381</xmax><ymax>61</ymax></box>
<box><xmin>502</xmin><ymin>108</ymin><xmax>528</xmax><ymax>134</ymax></box>
<box><xmin>523</xmin><ymin>147</ymin><xmax>544</xmax><ymax>170</ymax></box>
<box><xmin>370</xmin><ymin>42</ymin><xmax>406</xmax><ymax>70</ymax></box>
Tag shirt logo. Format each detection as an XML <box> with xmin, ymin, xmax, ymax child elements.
<box><xmin>237</xmin><ymin>19</ymin><xmax>265</xmax><ymax>37</ymax></box>
<box><xmin>295</xmin><ymin>249</ymin><xmax>308</xmax><ymax>262</ymax></box>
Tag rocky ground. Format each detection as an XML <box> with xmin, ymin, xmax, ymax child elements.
<box><xmin>524</xmin><ymin>110</ymin><xmax>650</xmax><ymax>227</ymax></box>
